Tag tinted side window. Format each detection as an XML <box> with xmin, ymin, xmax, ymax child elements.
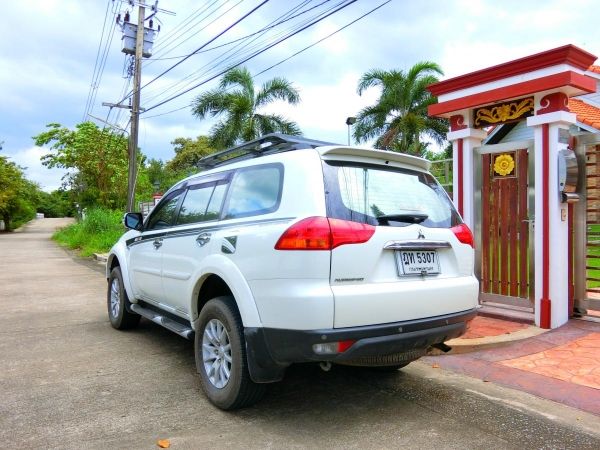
<box><xmin>146</xmin><ymin>190</ymin><xmax>184</xmax><ymax>230</ymax></box>
<box><xmin>223</xmin><ymin>165</ymin><xmax>283</xmax><ymax>219</ymax></box>
<box><xmin>206</xmin><ymin>181</ymin><xmax>227</xmax><ymax>221</ymax></box>
<box><xmin>177</xmin><ymin>184</ymin><xmax>214</xmax><ymax>225</ymax></box>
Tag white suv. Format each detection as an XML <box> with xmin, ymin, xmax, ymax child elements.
<box><xmin>106</xmin><ymin>134</ymin><xmax>478</xmax><ymax>410</ymax></box>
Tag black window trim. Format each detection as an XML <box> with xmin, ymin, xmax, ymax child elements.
<box><xmin>143</xmin><ymin>171</ymin><xmax>233</xmax><ymax>232</ymax></box>
<box><xmin>175</xmin><ymin>181</ymin><xmax>218</xmax><ymax>227</ymax></box>
<box><xmin>175</xmin><ymin>178</ymin><xmax>230</xmax><ymax>226</ymax></box>
<box><xmin>143</xmin><ymin>188</ymin><xmax>186</xmax><ymax>232</ymax></box>
<box><xmin>142</xmin><ymin>163</ymin><xmax>284</xmax><ymax>231</ymax></box>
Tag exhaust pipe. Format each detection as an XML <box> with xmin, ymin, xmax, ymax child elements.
<box><xmin>431</xmin><ymin>343</ymin><xmax>452</xmax><ymax>353</ymax></box>
<box><xmin>319</xmin><ymin>361</ymin><xmax>332</xmax><ymax>372</ymax></box>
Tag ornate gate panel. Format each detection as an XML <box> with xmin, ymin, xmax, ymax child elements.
<box><xmin>575</xmin><ymin>139</ymin><xmax>600</xmax><ymax>316</ymax></box>
<box><xmin>480</xmin><ymin>148</ymin><xmax>533</xmax><ymax>308</ymax></box>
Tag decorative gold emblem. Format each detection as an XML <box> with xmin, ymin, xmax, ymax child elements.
<box><xmin>493</xmin><ymin>154</ymin><xmax>515</xmax><ymax>177</ymax></box>
<box><xmin>474</xmin><ymin>97</ymin><xmax>534</xmax><ymax>127</ymax></box>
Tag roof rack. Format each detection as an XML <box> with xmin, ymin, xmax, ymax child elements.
<box><xmin>197</xmin><ymin>133</ymin><xmax>338</xmax><ymax>169</ymax></box>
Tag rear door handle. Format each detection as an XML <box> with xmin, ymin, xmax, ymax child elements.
<box><xmin>196</xmin><ymin>232</ymin><xmax>211</xmax><ymax>247</ymax></box>
<box><xmin>153</xmin><ymin>238</ymin><xmax>163</xmax><ymax>249</ymax></box>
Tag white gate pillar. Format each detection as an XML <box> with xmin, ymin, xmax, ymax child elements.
<box><xmin>527</xmin><ymin>92</ymin><xmax>577</xmax><ymax>328</ymax></box>
<box><xmin>447</xmin><ymin>114</ymin><xmax>487</xmax><ymax>230</ymax></box>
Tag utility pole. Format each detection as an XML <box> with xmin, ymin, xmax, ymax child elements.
<box><xmin>100</xmin><ymin>1</ymin><xmax>172</xmax><ymax>211</ymax></box>
<box><xmin>127</xmin><ymin>3</ymin><xmax>145</xmax><ymax>212</ymax></box>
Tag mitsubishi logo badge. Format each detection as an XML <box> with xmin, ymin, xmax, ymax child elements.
<box><xmin>417</xmin><ymin>229</ymin><xmax>425</xmax><ymax>239</ymax></box>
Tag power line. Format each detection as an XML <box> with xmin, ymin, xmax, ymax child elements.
<box><xmin>141</xmin><ymin>0</ymin><xmax>317</xmax><ymax>107</ymax></box>
<box><xmin>143</xmin><ymin>1</ymin><xmax>347</xmax><ymax>113</ymax></box>
<box><xmin>146</xmin><ymin>0</ymin><xmax>331</xmax><ymax>62</ymax></box>
<box><xmin>141</xmin><ymin>0</ymin><xmax>391</xmax><ymax>120</ymax></box>
<box><xmin>86</xmin><ymin>1</ymin><xmax>123</xmax><ymax>121</ymax></box>
<box><xmin>142</xmin><ymin>1</ymin><xmax>347</xmax><ymax>108</ymax></box>
<box><xmin>142</xmin><ymin>0</ymin><xmax>358</xmax><ymax>114</ymax></box>
<box><xmin>147</xmin><ymin>0</ymin><xmax>242</xmax><ymax>65</ymax></box>
<box><xmin>254</xmin><ymin>0</ymin><xmax>391</xmax><ymax>77</ymax></box>
<box><xmin>83</xmin><ymin>0</ymin><xmax>111</xmax><ymax>120</ymax></box>
<box><xmin>116</xmin><ymin>0</ymin><xmax>270</xmax><ymax>107</ymax></box>
<box><xmin>151</xmin><ymin>0</ymin><xmax>222</xmax><ymax>53</ymax></box>
<box><xmin>83</xmin><ymin>0</ymin><xmax>116</xmax><ymax>121</ymax></box>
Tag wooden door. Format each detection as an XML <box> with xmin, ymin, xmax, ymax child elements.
<box><xmin>480</xmin><ymin>149</ymin><xmax>531</xmax><ymax>307</ymax></box>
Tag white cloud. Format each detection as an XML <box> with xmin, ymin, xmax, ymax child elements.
<box><xmin>5</xmin><ymin>146</ymin><xmax>67</xmax><ymax>192</ymax></box>
<box><xmin>260</xmin><ymin>72</ymin><xmax>377</xmax><ymax>143</ymax></box>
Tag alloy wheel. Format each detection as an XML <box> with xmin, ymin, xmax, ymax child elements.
<box><xmin>202</xmin><ymin>319</ymin><xmax>232</xmax><ymax>388</ymax></box>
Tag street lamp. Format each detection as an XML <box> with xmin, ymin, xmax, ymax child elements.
<box><xmin>345</xmin><ymin>116</ymin><xmax>356</xmax><ymax>146</ymax></box>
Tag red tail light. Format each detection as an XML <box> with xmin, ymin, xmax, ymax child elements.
<box><xmin>451</xmin><ymin>223</ymin><xmax>474</xmax><ymax>248</ymax></box>
<box><xmin>337</xmin><ymin>340</ymin><xmax>355</xmax><ymax>353</ymax></box>
<box><xmin>275</xmin><ymin>217</ymin><xmax>375</xmax><ymax>250</ymax></box>
<box><xmin>275</xmin><ymin>217</ymin><xmax>331</xmax><ymax>250</ymax></box>
<box><xmin>329</xmin><ymin>218</ymin><xmax>375</xmax><ymax>249</ymax></box>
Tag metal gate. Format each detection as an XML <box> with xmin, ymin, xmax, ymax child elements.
<box><xmin>475</xmin><ymin>141</ymin><xmax>535</xmax><ymax>309</ymax></box>
<box><xmin>574</xmin><ymin>136</ymin><xmax>600</xmax><ymax>317</ymax></box>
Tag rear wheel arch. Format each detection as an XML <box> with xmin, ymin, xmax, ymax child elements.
<box><xmin>190</xmin><ymin>264</ymin><xmax>263</xmax><ymax>329</ymax></box>
<box><xmin>194</xmin><ymin>274</ymin><xmax>233</xmax><ymax>320</ymax></box>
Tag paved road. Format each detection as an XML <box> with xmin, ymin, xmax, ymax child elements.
<box><xmin>1</xmin><ymin>219</ymin><xmax>599</xmax><ymax>449</ymax></box>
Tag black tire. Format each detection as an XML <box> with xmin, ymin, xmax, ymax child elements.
<box><xmin>195</xmin><ymin>296</ymin><xmax>266</xmax><ymax>410</ymax></box>
<box><xmin>107</xmin><ymin>266</ymin><xmax>141</xmax><ymax>330</ymax></box>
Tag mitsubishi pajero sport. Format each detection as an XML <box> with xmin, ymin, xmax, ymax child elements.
<box><xmin>106</xmin><ymin>134</ymin><xmax>478</xmax><ymax>410</ymax></box>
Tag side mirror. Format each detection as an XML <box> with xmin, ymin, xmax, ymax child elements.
<box><xmin>123</xmin><ymin>212</ymin><xmax>144</xmax><ymax>230</ymax></box>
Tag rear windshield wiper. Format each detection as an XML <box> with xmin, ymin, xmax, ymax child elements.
<box><xmin>376</xmin><ymin>212</ymin><xmax>428</xmax><ymax>225</ymax></box>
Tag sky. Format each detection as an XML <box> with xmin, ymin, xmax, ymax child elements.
<box><xmin>1</xmin><ymin>0</ymin><xmax>600</xmax><ymax>192</ymax></box>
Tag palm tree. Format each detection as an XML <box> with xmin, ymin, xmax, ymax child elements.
<box><xmin>191</xmin><ymin>67</ymin><xmax>301</xmax><ymax>149</ymax></box>
<box><xmin>353</xmin><ymin>62</ymin><xmax>448</xmax><ymax>156</ymax></box>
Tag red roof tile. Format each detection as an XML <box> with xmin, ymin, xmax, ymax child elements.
<box><xmin>588</xmin><ymin>65</ymin><xmax>600</xmax><ymax>74</ymax></box>
<box><xmin>569</xmin><ymin>98</ymin><xmax>600</xmax><ymax>130</ymax></box>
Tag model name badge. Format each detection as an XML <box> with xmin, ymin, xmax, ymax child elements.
<box><xmin>334</xmin><ymin>278</ymin><xmax>364</xmax><ymax>283</ymax></box>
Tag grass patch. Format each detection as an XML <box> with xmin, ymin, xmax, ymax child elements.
<box><xmin>53</xmin><ymin>208</ymin><xmax>125</xmax><ymax>256</ymax></box>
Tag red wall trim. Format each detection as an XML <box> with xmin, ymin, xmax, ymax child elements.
<box><xmin>568</xmin><ymin>203</ymin><xmax>574</xmax><ymax>318</ymax></box>
<box><xmin>428</xmin><ymin>44</ymin><xmax>597</xmax><ymax>96</ymax></box>
<box><xmin>457</xmin><ymin>139</ymin><xmax>464</xmax><ymax>216</ymax></box>
<box><xmin>450</xmin><ymin>114</ymin><xmax>467</xmax><ymax>131</ymax></box>
<box><xmin>540</xmin><ymin>123</ymin><xmax>552</xmax><ymax>329</ymax></box>
<box><xmin>538</xmin><ymin>92</ymin><xmax>569</xmax><ymax>114</ymax></box>
<box><xmin>429</xmin><ymin>71</ymin><xmax>596</xmax><ymax>117</ymax></box>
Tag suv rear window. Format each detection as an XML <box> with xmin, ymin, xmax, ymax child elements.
<box><xmin>323</xmin><ymin>161</ymin><xmax>460</xmax><ymax>228</ymax></box>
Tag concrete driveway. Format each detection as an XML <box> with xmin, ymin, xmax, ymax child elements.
<box><xmin>1</xmin><ymin>218</ymin><xmax>599</xmax><ymax>449</ymax></box>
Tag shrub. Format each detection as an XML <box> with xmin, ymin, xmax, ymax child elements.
<box><xmin>53</xmin><ymin>208</ymin><xmax>125</xmax><ymax>256</ymax></box>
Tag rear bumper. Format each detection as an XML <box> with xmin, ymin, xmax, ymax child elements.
<box><xmin>244</xmin><ymin>308</ymin><xmax>477</xmax><ymax>382</ymax></box>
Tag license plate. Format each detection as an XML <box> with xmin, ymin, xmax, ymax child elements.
<box><xmin>395</xmin><ymin>250</ymin><xmax>440</xmax><ymax>276</ymax></box>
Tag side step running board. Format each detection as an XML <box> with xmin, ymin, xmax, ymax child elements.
<box><xmin>130</xmin><ymin>303</ymin><xmax>194</xmax><ymax>340</ymax></box>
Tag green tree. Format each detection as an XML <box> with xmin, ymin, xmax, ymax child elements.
<box><xmin>0</xmin><ymin>153</ymin><xmax>40</xmax><ymax>230</ymax></box>
<box><xmin>192</xmin><ymin>66</ymin><xmax>301</xmax><ymax>149</ymax></box>
<box><xmin>353</xmin><ymin>62</ymin><xmax>448</xmax><ymax>156</ymax></box>
<box><xmin>37</xmin><ymin>189</ymin><xmax>76</xmax><ymax>218</ymax></box>
<box><xmin>136</xmin><ymin>158</ymin><xmax>181</xmax><ymax>200</ymax></box>
<box><xmin>135</xmin><ymin>137</ymin><xmax>216</xmax><ymax>207</ymax></box>
<box><xmin>167</xmin><ymin>136</ymin><xmax>215</xmax><ymax>173</ymax></box>
<box><xmin>33</xmin><ymin>122</ymin><xmax>130</xmax><ymax>209</ymax></box>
